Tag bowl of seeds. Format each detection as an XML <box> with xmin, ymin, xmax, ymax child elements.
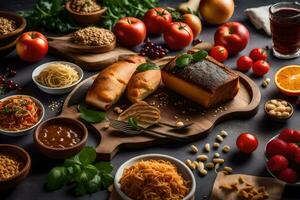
<box><xmin>0</xmin><ymin>11</ymin><xmax>26</xmax><ymax>46</ymax></box>
<box><xmin>0</xmin><ymin>144</ymin><xmax>31</xmax><ymax>192</ymax></box>
<box><xmin>65</xmin><ymin>0</ymin><xmax>107</xmax><ymax>26</ymax></box>
<box><xmin>264</xmin><ymin>99</ymin><xmax>294</xmax><ymax>121</ymax></box>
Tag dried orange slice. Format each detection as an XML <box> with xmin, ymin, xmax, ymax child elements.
<box><xmin>275</xmin><ymin>65</ymin><xmax>300</xmax><ymax>96</ymax></box>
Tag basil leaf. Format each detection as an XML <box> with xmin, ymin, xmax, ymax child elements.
<box><xmin>78</xmin><ymin>103</ymin><xmax>106</xmax><ymax>123</ymax></box>
<box><xmin>192</xmin><ymin>50</ymin><xmax>208</xmax><ymax>62</ymax></box>
<box><xmin>136</xmin><ymin>63</ymin><xmax>160</xmax><ymax>72</ymax></box>
<box><xmin>64</xmin><ymin>156</ymin><xmax>81</xmax><ymax>167</ymax></box>
<box><xmin>47</xmin><ymin>167</ymin><xmax>67</xmax><ymax>191</ymax></box>
<box><xmin>74</xmin><ymin>183</ymin><xmax>86</xmax><ymax>196</ymax></box>
<box><xmin>86</xmin><ymin>175</ymin><xmax>101</xmax><ymax>193</ymax></box>
<box><xmin>78</xmin><ymin>147</ymin><xmax>96</xmax><ymax>165</ymax></box>
<box><xmin>85</xmin><ymin>164</ymin><xmax>98</xmax><ymax>177</ymax></box>
<box><xmin>94</xmin><ymin>162</ymin><xmax>114</xmax><ymax>174</ymax></box>
<box><xmin>128</xmin><ymin>117</ymin><xmax>139</xmax><ymax>130</ymax></box>
<box><xmin>176</xmin><ymin>54</ymin><xmax>193</xmax><ymax>68</ymax></box>
<box><xmin>100</xmin><ymin>173</ymin><xmax>114</xmax><ymax>189</ymax></box>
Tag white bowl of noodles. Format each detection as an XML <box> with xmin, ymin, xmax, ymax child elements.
<box><xmin>32</xmin><ymin>61</ymin><xmax>84</xmax><ymax>95</ymax></box>
<box><xmin>114</xmin><ymin>154</ymin><xmax>196</xmax><ymax>200</ymax></box>
<box><xmin>0</xmin><ymin>95</ymin><xmax>45</xmax><ymax>136</ymax></box>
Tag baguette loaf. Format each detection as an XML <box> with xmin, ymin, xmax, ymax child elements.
<box><xmin>85</xmin><ymin>56</ymin><xmax>146</xmax><ymax>110</ymax></box>
<box><xmin>162</xmin><ymin>55</ymin><xmax>239</xmax><ymax>108</ymax></box>
<box><xmin>126</xmin><ymin>69</ymin><xmax>161</xmax><ymax>103</ymax></box>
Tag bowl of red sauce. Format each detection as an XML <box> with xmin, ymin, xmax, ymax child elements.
<box><xmin>34</xmin><ymin>117</ymin><xmax>88</xmax><ymax>159</ymax></box>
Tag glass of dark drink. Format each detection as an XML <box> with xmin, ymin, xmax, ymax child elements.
<box><xmin>269</xmin><ymin>2</ymin><xmax>300</xmax><ymax>59</ymax></box>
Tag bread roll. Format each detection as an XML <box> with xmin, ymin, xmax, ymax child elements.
<box><xmin>126</xmin><ymin>69</ymin><xmax>161</xmax><ymax>103</ymax></box>
<box><xmin>162</xmin><ymin>55</ymin><xmax>239</xmax><ymax>108</ymax></box>
<box><xmin>85</xmin><ymin>56</ymin><xmax>146</xmax><ymax>110</ymax></box>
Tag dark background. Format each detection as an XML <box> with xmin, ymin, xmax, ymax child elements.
<box><xmin>0</xmin><ymin>0</ymin><xmax>300</xmax><ymax>199</ymax></box>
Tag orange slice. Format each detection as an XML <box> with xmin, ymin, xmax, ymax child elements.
<box><xmin>275</xmin><ymin>65</ymin><xmax>300</xmax><ymax>96</ymax></box>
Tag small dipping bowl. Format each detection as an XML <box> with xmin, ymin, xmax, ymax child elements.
<box><xmin>0</xmin><ymin>144</ymin><xmax>31</xmax><ymax>192</ymax></box>
<box><xmin>264</xmin><ymin>134</ymin><xmax>300</xmax><ymax>186</ymax></box>
<box><xmin>65</xmin><ymin>1</ymin><xmax>107</xmax><ymax>26</ymax></box>
<box><xmin>34</xmin><ymin>117</ymin><xmax>88</xmax><ymax>159</ymax></box>
<box><xmin>264</xmin><ymin>99</ymin><xmax>294</xmax><ymax>121</ymax></box>
<box><xmin>32</xmin><ymin>61</ymin><xmax>84</xmax><ymax>95</ymax></box>
<box><xmin>114</xmin><ymin>154</ymin><xmax>196</xmax><ymax>200</ymax></box>
<box><xmin>0</xmin><ymin>95</ymin><xmax>45</xmax><ymax>137</ymax></box>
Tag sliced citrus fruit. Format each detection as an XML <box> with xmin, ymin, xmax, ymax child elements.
<box><xmin>275</xmin><ymin>65</ymin><xmax>300</xmax><ymax>96</ymax></box>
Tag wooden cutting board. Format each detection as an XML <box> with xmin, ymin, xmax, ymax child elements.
<box><xmin>48</xmin><ymin>35</ymin><xmax>136</xmax><ymax>71</ymax></box>
<box><xmin>57</xmin><ymin>67</ymin><xmax>261</xmax><ymax>160</ymax></box>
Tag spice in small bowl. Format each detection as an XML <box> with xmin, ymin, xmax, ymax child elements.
<box><xmin>264</xmin><ymin>99</ymin><xmax>293</xmax><ymax>121</ymax></box>
<box><xmin>0</xmin><ymin>17</ymin><xmax>17</xmax><ymax>36</ymax></box>
<box><xmin>70</xmin><ymin>0</ymin><xmax>101</xmax><ymax>14</ymax></box>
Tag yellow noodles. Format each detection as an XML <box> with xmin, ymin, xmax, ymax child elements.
<box><xmin>35</xmin><ymin>63</ymin><xmax>79</xmax><ymax>88</ymax></box>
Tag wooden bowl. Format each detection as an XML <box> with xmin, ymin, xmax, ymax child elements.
<box><xmin>0</xmin><ymin>144</ymin><xmax>31</xmax><ymax>192</ymax></box>
<box><xmin>34</xmin><ymin>117</ymin><xmax>88</xmax><ymax>159</ymax></box>
<box><xmin>0</xmin><ymin>11</ymin><xmax>26</xmax><ymax>46</ymax></box>
<box><xmin>264</xmin><ymin>99</ymin><xmax>294</xmax><ymax>122</ymax></box>
<box><xmin>0</xmin><ymin>38</ymin><xmax>17</xmax><ymax>57</ymax></box>
<box><xmin>65</xmin><ymin>1</ymin><xmax>107</xmax><ymax>26</ymax></box>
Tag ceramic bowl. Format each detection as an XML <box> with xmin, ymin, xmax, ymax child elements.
<box><xmin>34</xmin><ymin>117</ymin><xmax>88</xmax><ymax>159</ymax></box>
<box><xmin>114</xmin><ymin>154</ymin><xmax>196</xmax><ymax>200</ymax></box>
<box><xmin>32</xmin><ymin>61</ymin><xmax>84</xmax><ymax>95</ymax></box>
<box><xmin>0</xmin><ymin>95</ymin><xmax>45</xmax><ymax>136</ymax></box>
<box><xmin>65</xmin><ymin>1</ymin><xmax>107</xmax><ymax>26</ymax></box>
<box><xmin>0</xmin><ymin>144</ymin><xmax>31</xmax><ymax>192</ymax></box>
<box><xmin>264</xmin><ymin>99</ymin><xmax>294</xmax><ymax>122</ymax></box>
<box><xmin>264</xmin><ymin>134</ymin><xmax>300</xmax><ymax>186</ymax></box>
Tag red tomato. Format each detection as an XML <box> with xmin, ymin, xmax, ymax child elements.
<box><xmin>236</xmin><ymin>56</ymin><xmax>253</xmax><ymax>71</ymax></box>
<box><xmin>209</xmin><ymin>45</ymin><xmax>228</xmax><ymax>62</ymax></box>
<box><xmin>163</xmin><ymin>22</ymin><xmax>193</xmax><ymax>50</ymax></box>
<box><xmin>144</xmin><ymin>7</ymin><xmax>172</xmax><ymax>34</ymax></box>
<box><xmin>214</xmin><ymin>22</ymin><xmax>250</xmax><ymax>55</ymax></box>
<box><xmin>252</xmin><ymin>60</ymin><xmax>270</xmax><ymax>76</ymax></box>
<box><xmin>114</xmin><ymin>17</ymin><xmax>147</xmax><ymax>47</ymax></box>
<box><xmin>249</xmin><ymin>48</ymin><xmax>268</xmax><ymax>61</ymax></box>
<box><xmin>236</xmin><ymin>133</ymin><xmax>258</xmax><ymax>153</ymax></box>
<box><xmin>16</xmin><ymin>31</ymin><xmax>48</xmax><ymax>62</ymax></box>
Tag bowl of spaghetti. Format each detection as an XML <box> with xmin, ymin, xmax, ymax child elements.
<box><xmin>114</xmin><ymin>154</ymin><xmax>196</xmax><ymax>200</ymax></box>
<box><xmin>32</xmin><ymin>61</ymin><xmax>84</xmax><ymax>94</ymax></box>
<box><xmin>0</xmin><ymin>95</ymin><xmax>44</xmax><ymax>136</ymax></box>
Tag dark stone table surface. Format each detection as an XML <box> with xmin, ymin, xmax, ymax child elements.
<box><xmin>0</xmin><ymin>0</ymin><xmax>299</xmax><ymax>199</ymax></box>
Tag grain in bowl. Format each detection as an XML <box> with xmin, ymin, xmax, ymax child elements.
<box><xmin>0</xmin><ymin>153</ymin><xmax>24</xmax><ymax>181</ymax></box>
<box><xmin>70</xmin><ymin>0</ymin><xmax>101</xmax><ymax>14</ymax></box>
<box><xmin>72</xmin><ymin>27</ymin><xmax>115</xmax><ymax>46</ymax></box>
<box><xmin>0</xmin><ymin>17</ymin><xmax>16</xmax><ymax>36</ymax></box>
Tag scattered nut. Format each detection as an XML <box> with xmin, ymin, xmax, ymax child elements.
<box><xmin>103</xmin><ymin>124</ymin><xmax>109</xmax><ymax>129</ymax></box>
<box><xmin>176</xmin><ymin>121</ymin><xmax>184</xmax><ymax>128</ymax></box>
<box><xmin>213</xmin><ymin>142</ymin><xmax>220</xmax><ymax>149</ymax></box>
<box><xmin>213</xmin><ymin>158</ymin><xmax>224</xmax><ymax>164</ymax></box>
<box><xmin>197</xmin><ymin>154</ymin><xmax>208</xmax><ymax>162</ymax></box>
<box><xmin>214</xmin><ymin>153</ymin><xmax>220</xmax><ymax>158</ymax></box>
<box><xmin>220</xmin><ymin>130</ymin><xmax>228</xmax><ymax>137</ymax></box>
<box><xmin>204</xmin><ymin>143</ymin><xmax>210</xmax><ymax>152</ymax></box>
<box><xmin>190</xmin><ymin>145</ymin><xmax>199</xmax><ymax>153</ymax></box>
<box><xmin>197</xmin><ymin>161</ymin><xmax>204</xmax><ymax>171</ymax></box>
<box><xmin>216</xmin><ymin>135</ymin><xmax>224</xmax><ymax>142</ymax></box>
<box><xmin>205</xmin><ymin>162</ymin><xmax>215</xmax><ymax>170</ymax></box>
<box><xmin>223</xmin><ymin>166</ymin><xmax>233</xmax><ymax>174</ymax></box>
<box><xmin>222</xmin><ymin>145</ymin><xmax>231</xmax><ymax>153</ymax></box>
<box><xmin>199</xmin><ymin>169</ymin><xmax>208</xmax><ymax>176</ymax></box>
<box><xmin>114</xmin><ymin>106</ymin><xmax>123</xmax><ymax>114</ymax></box>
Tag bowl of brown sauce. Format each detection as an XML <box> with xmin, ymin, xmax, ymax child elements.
<box><xmin>34</xmin><ymin>117</ymin><xmax>88</xmax><ymax>159</ymax></box>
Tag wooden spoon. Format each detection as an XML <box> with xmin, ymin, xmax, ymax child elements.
<box><xmin>47</xmin><ymin>33</ymin><xmax>116</xmax><ymax>54</ymax></box>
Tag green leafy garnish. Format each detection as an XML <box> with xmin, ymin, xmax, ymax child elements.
<box><xmin>128</xmin><ymin>117</ymin><xmax>139</xmax><ymax>130</ymax></box>
<box><xmin>175</xmin><ymin>50</ymin><xmax>208</xmax><ymax>69</ymax></box>
<box><xmin>176</xmin><ymin>54</ymin><xmax>193</xmax><ymax>68</ymax></box>
<box><xmin>78</xmin><ymin>103</ymin><xmax>105</xmax><ymax>123</ymax></box>
<box><xmin>136</xmin><ymin>63</ymin><xmax>160</xmax><ymax>72</ymax></box>
<box><xmin>47</xmin><ymin>147</ymin><xmax>114</xmax><ymax>195</ymax></box>
<box><xmin>192</xmin><ymin>50</ymin><xmax>208</xmax><ymax>62</ymax></box>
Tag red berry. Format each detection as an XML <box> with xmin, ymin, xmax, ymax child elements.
<box><xmin>266</xmin><ymin>139</ymin><xmax>287</xmax><ymax>158</ymax></box>
<box><xmin>252</xmin><ymin>60</ymin><xmax>270</xmax><ymax>76</ymax></box>
<box><xmin>286</xmin><ymin>143</ymin><xmax>299</xmax><ymax>159</ymax></box>
<box><xmin>278</xmin><ymin>168</ymin><xmax>299</xmax><ymax>183</ymax></box>
<box><xmin>267</xmin><ymin>155</ymin><xmax>289</xmax><ymax>172</ymax></box>
<box><xmin>236</xmin><ymin>56</ymin><xmax>253</xmax><ymax>72</ymax></box>
<box><xmin>278</xmin><ymin>128</ymin><xmax>296</xmax><ymax>143</ymax></box>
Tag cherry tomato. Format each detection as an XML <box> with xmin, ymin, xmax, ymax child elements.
<box><xmin>163</xmin><ymin>22</ymin><xmax>193</xmax><ymax>50</ymax></box>
<box><xmin>144</xmin><ymin>7</ymin><xmax>172</xmax><ymax>35</ymax></box>
<box><xmin>236</xmin><ymin>133</ymin><xmax>258</xmax><ymax>153</ymax></box>
<box><xmin>114</xmin><ymin>17</ymin><xmax>147</xmax><ymax>47</ymax></box>
<box><xmin>236</xmin><ymin>56</ymin><xmax>253</xmax><ymax>71</ymax></box>
<box><xmin>249</xmin><ymin>48</ymin><xmax>268</xmax><ymax>61</ymax></box>
<box><xmin>252</xmin><ymin>60</ymin><xmax>270</xmax><ymax>76</ymax></box>
<box><xmin>209</xmin><ymin>45</ymin><xmax>228</xmax><ymax>62</ymax></box>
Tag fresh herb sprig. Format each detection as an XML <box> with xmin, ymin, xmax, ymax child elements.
<box><xmin>78</xmin><ymin>103</ymin><xmax>106</xmax><ymax>123</ymax></box>
<box><xmin>47</xmin><ymin>147</ymin><xmax>114</xmax><ymax>195</ymax></box>
<box><xmin>19</xmin><ymin>0</ymin><xmax>77</xmax><ymax>33</ymax></box>
<box><xmin>136</xmin><ymin>63</ymin><xmax>160</xmax><ymax>72</ymax></box>
<box><xmin>175</xmin><ymin>50</ymin><xmax>208</xmax><ymax>69</ymax></box>
<box><xmin>128</xmin><ymin>117</ymin><xmax>139</xmax><ymax>130</ymax></box>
